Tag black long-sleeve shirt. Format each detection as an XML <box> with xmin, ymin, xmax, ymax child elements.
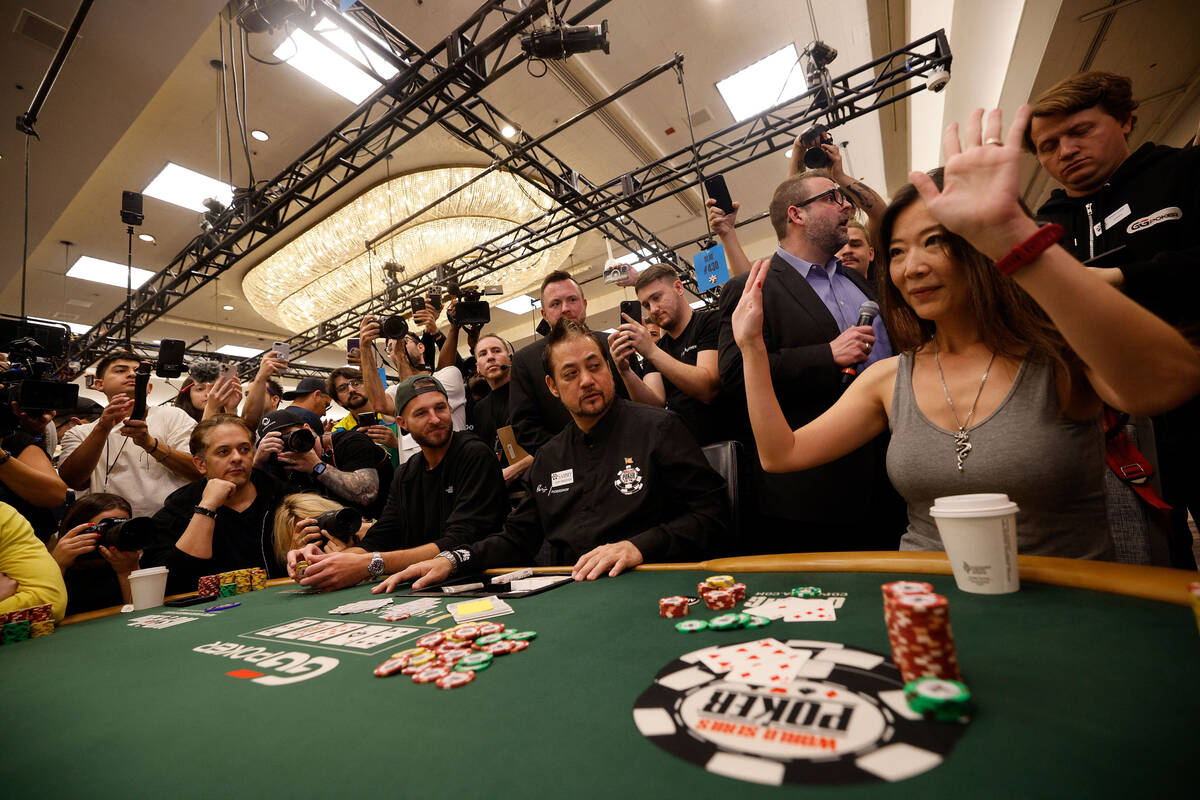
<box><xmin>357</xmin><ymin>431</ymin><xmax>507</xmax><ymax>554</ymax></box>
<box><xmin>458</xmin><ymin>399</ymin><xmax>729</xmax><ymax>569</ymax></box>
<box><xmin>144</xmin><ymin>468</ymin><xmax>285</xmax><ymax>595</ymax></box>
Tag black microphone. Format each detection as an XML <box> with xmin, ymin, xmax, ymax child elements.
<box><xmin>841</xmin><ymin>300</ymin><xmax>880</xmax><ymax>386</ymax></box>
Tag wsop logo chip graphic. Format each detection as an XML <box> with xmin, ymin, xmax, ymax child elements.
<box><xmin>632</xmin><ymin>640</ymin><xmax>968</xmax><ymax>786</ymax></box>
<box><xmin>613</xmin><ymin>457</ymin><xmax>643</xmax><ymax>495</ymax></box>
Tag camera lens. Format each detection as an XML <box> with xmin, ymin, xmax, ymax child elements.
<box><xmin>380</xmin><ymin>315</ymin><xmax>408</xmax><ymax>339</ymax></box>
<box><xmin>86</xmin><ymin>517</ymin><xmax>155</xmax><ymax>553</ymax></box>
<box><xmin>314</xmin><ymin>508</ymin><xmax>363</xmax><ymax>540</ymax></box>
<box><xmin>284</xmin><ymin>427</ymin><xmax>316</xmax><ymax>453</ymax></box>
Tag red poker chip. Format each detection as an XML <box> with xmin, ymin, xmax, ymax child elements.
<box><xmin>373</xmin><ymin>657</ymin><xmax>408</xmax><ymax>677</ymax></box>
<box><xmin>439</xmin><ymin>648</ymin><xmax>474</xmax><ymax>663</ymax></box>
<box><xmin>450</xmin><ymin>624</ymin><xmax>481</xmax><ymax>640</ymax></box>
<box><xmin>412</xmin><ymin>665</ymin><xmax>452</xmax><ymax>684</ymax></box>
<box><xmin>436</xmin><ymin>670</ymin><xmax>475</xmax><ymax>690</ymax></box>
<box><xmin>508</xmin><ymin>639</ymin><xmax>530</xmax><ymax>653</ymax></box>
<box><xmin>477</xmin><ymin>622</ymin><xmax>506</xmax><ymax>636</ymax></box>
<box><xmin>401</xmin><ymin>664</ymin><xmax>425</xmax><ymax>675</ymax></box>
<box><xmin>416</xmin><ymin>632</ymin><xmax>445</xmax><ymax>649</ymax></box>
<box><xmin>483</xmin><ymin>640</ymin><xmax>517</xmax><ymax>656</ymax></box>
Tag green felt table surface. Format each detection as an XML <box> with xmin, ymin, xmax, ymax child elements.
<box><xmin>1</xmin><ymin>567</ymin><xmax>1196</xmax><ymax>798</ymax></box>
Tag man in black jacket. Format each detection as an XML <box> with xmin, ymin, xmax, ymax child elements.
<box><xmin>286</xmin><ymin>375</ymin><xmax>508</xmax><ymax>591</ymax></box>
<box><xmin>145</xmin><ymin>415</ymin><xmax>285</xmax><ymax>594</ymax></box>
<box><xmin>508</xmin><ymin>270</ymin><xmax>635</xmax><ymax>454</ymax></box>
<box><xmin>717</xmin><ymin>171</ymin><xmax>902</xmax><ymax>553</ymax></box>
<box><xmin>376</xmin><ymin>320</ymin><xmax>729</xmax><ymax>590</ymax></box>
<box><xmin>1027</xmin><ymin>71</ymin><xmax>1200</xmax><ymax>568</ymax></box>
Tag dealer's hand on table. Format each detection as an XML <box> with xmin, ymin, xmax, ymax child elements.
<box><xmin>374</xmin><ymin>557</ymin><xmax>451</xmax><ymax>593</ymax></box>
<box><xmin>285</xmin><ymin>543</ymin><xmax>324</xmax><ymax>578</ymax></box>
<box><xmin>298</xmin><ymin>551</ymin><xmax>371</xmax><ymax>592</ymax></box>
<box><xmin>571</xmin><ymin>540</ymin><xmax>644</xmax><ymax>581</ymax></box>
<box><xmin>51</xmin><ymin>523</ymin><xmax>101</xmax><ymax>570</ymax></box>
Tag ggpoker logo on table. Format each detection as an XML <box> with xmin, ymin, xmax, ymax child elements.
<box><xmin>633</xmin><ymin>640</ymin><xmax>968</xmax><ymax>786</ymax></box>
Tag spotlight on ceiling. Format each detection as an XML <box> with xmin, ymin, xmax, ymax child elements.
<box><xmin>251</xmin><ymin>129</ymin><xmax>269</xmax><ymax>141</ymax></box>
<box><xmin>233</xmin><ymin>0</ymin><xmax>307</xmax><ymax>34</ymax></box>
<box><xmin>520</xmin><ymin>19</ymin><xmax>609</xmax><ymax>60</ymax></box>
<box><xmin>138</xmin><ymin>233</ymin><xmax>157</xmax><ymax>243</ymax></box>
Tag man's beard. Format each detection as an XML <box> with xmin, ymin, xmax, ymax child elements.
<box><xmin>345</xmin><ymin>393</ymin><xmax>368</xmax><ymax>411</ymax></box>
<box><xmin>411</xmin><ymin>425</ymin><xmax>451</xmax><ymax>449</ymax></box>
<box><xmin>807</xmin><ymin>214</ymin><xmax>848</xmax><ymax>256</ymax></box>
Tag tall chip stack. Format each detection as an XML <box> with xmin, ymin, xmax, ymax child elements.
<box><xmin>251</xmin><ymin>568</ymin><xmax>267</xmax><ymax>591</ymax></box>
<box><xmin>886</xmin><ymin>592</ymin><xmax>961</xmax><ymax>684</ymax></box>
<box><xmin>0</xmin><ymin>605</ymin><xmax>55</xmax><ymax>645</ymax></box>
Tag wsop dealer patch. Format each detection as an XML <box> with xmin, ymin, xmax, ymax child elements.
<box><xmin>632</xmin><ymin>640</ymin><xmax>968</xmax><ymax>786</ymax></box>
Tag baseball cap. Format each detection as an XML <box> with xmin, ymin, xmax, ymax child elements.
<box><xmin>393</xmin><ymin>374</ymin><xmax>447</xmax><ymax>416</ymax></box>
<box><xmin>281</xmin><ymin>376</ymin><xmax>326</xmax><ymax>400</ymax></box>
<box><xmin>258</xmin><ymin>409</ymin><xmax>305</xmax><ymax>438</ymax></box>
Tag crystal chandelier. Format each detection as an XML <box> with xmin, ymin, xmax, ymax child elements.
<box><xmin>242</xmin><ymin>166</ymin><xmax>577</xmax><ymax>332</ymax></box>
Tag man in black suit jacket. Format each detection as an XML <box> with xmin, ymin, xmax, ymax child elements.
<box><xmin>717</xmin><ymin>171</ymin><xmax>902</xmax><ymax>553</ymax></box>
<box><xmin>509</xmin><ymin>270</ymin><xmax>635</xmax><ymax>453</ymax></box>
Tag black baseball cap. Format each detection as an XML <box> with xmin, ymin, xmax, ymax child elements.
<box><xmin>393</xmin><ymin>374</ymin><xmax>447</xmax><ymax>416</ymax></box>
<box><xmin>258</xmin><ymin>409</ymin><xmax>305</xmax><ymax>438</ymax></box>
<box><xmin>281</xmin><ymin>377</ymin><xmax>326</xmax><ymax>400</ymax></box>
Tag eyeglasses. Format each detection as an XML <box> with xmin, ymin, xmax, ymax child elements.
<box><xmin>334</xmin><ymin>379</ymin><xmax>363</xmax><ymax>392</ymax></box>
<box><xmin>793</xmin><ymin>187</ymin><xmax>852</xmax><ymax>210</ymax></box>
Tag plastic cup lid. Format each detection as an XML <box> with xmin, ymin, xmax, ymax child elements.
<box><xmin>129</xmin><ymin>566</ymin><xmax>168</xmax><ymax>577</ymax></box>
<box><xmin>929</xmin><ymin>493</ymin><xmax>1019</xmax><ymax>518</ymax></box>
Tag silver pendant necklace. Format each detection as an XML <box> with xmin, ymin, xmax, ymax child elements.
<box><xmin>933</xmin><ymin>341</ymin><xmax>996</xmax><ymax>471</ymax></box>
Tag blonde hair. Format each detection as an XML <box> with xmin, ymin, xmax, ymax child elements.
<box><xmin>271</xmin><ymin>493</ymin><xmax>348</xmax><ymax>565</ymax></box>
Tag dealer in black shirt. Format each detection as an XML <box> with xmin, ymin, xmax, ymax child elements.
<box><xmin>378</xmin><ymin>320</ymin><xmax>730</xmax><ymax>592</ymax></box>
<box><xmin>286</xmin><ymin>374</ymin><xmax>508</xmax><ymax>591</ymax></box>
<box><xmin>253</xmin><ymin>409</ymin><xmax>391</xmax><ymax>519</ymax></box>
<box><xmin>609</xmin><ymin>264</ymin><xmax>726</xmax><ymax>445</ymax></box>
<box><xmin>144</xmin><ymin>415</ymin><xmax>286</xmax><ymax>594</ymax></box>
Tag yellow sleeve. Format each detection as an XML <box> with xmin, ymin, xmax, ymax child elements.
<box><xmin>0</xmin><ymin>502</ymin><xmax>68</xmax><ymax>622</ymax></box>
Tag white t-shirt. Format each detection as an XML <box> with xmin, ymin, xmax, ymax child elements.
<box><xmin>389</xmin><ymin>366</ymin><xmax>468</xmax><ymax>464</ymax></box>
<box><xmin>59</xmin><ymin>405</ymin><xmax>197</xmax><ymax>517</ymax></box>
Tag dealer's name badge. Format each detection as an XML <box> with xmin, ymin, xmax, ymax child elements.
<box><xmin>614</xmin><ymin>457</ymin><xmax>643</xmax><ymax>495</ymax></box>
<box><xmin>551</xmin><ymin>468</ymin><xmax>574</xmax><ymax>488</ymax></box>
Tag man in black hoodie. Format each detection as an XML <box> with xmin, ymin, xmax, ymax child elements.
<box><xmin>145</xmin><ymin>414</ymin><xmax>285</xmax><ymax>593</ymax></box>
<box><xmin>1027</xmin><ymin>71</ymin><xmax>1200</xmax><ymax>568</ymax></box>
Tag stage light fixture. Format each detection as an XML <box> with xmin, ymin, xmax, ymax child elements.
<box><xmin>520</xmin><ymin>19</ymin><xmax>609</xmax><ymax>60</ymax></box>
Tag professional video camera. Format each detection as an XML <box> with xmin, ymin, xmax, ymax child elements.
<box><xmin>0</xmin><ymin>316</ymin><xmax>79</xmax><ymax>438</ymax></box>
<box><xmin>79</xmin><ymin>516</ymin><xmax>156</xmax><ymax>557</ymax></box>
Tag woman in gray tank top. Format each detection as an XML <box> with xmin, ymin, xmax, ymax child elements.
<box><xmin>730</xmin><ymin>107</ymin><xmax>1200</xmax><ymax>559</ymax></box>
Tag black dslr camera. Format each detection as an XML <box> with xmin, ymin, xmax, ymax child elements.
<box><xmin>81</xmin><ymin>516</ymin><xmax>156</xmax><ymax>555</ymax></box>
<box><xmin>0</xmin><ymin>317</ymin><xmax>79</xmax><ymax>438</ymax></box>
<box><xmin>799</xmin><ymin>124</ymin><xmax>835</xmax><ymax>168</ymax></box>
<box><xmin>379</xmin><ymin>314</ymin><xmax>409</xmax><ymax>340</ymax></box>
<box><xmin>281</xmin><ymin>427</ymin><xmax>316</xmax><ymax>454</ymax></box>
<box><xmin>314</xmin><ymin>508</ymin><xmax>363</xmax><ymax>544</ymax></box>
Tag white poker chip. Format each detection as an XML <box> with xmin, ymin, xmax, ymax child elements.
<box><xmin>632</xmin><ymin>640</ymin><xmax>969</xmax><ymax>786</ymax></box>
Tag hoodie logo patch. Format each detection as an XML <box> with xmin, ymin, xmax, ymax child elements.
<box><xmin>1127</xmin><ymin>206</ymin><xmax>1181</xmax><ymax>234</ymax></box>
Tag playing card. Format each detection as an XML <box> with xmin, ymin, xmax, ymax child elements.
<box><xmin>782</xmin><ymin>599</ymin><xmax>837</xmax><ymax>622</ymax></box>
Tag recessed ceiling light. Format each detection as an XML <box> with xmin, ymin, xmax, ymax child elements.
<box><xmin>222</xmin><ymin>304</ymin><xmax>235</xmax><ymax>311</ymax></box>
<box><xmin>66</xmin><ymin>256</ymin><xmax>155</xmax><ymax>289</ymax></box>
<box><xmin>216</xmin><ymin>344</ymin><xmax>265</xmax><ymax>358</ymax></box>
<box><xmin>275</xmin><ymin>16</ymin><xmax>398</xmax><ymax>104</ymax></box>
<box><xmin>500</xmin><ymin>124</ymin><xmax>516</xmax><ymax>139</ymax></box>
<box><xmin>138</xmin><ymin>233</ymin><xmax>157</xmax><ymax>243</ymax></box>
<box><xmin>784</xmin><ymin>149</ymin><xmax>793</xmax><ymax>159</ymax></box>
<box><xmin>251</xmin><ymin>129</ymin><xmax>269</xmax><ymax>141</ymax></box>
<box><xmin>717</xmin><ymin>43</ymin><xmax>807</xmax><ymax>122</ymax></box>
<box><xmin>143</xmin><ymin>162</ymin><xmax>235</xmax><ymax>213</ymax></box>
<box><xmin>497</xmin><ymin>294</ymin><xmax>537</xmax><ymax>314</ymax></box>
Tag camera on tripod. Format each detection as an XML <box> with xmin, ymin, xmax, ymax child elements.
<box><xmin>0</xmin><ymin>317</ymin><xmax>79</xmax><ymax>438</ymax></box>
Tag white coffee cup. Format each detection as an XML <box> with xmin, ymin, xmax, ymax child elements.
<box><xmin>128</xmin><ymin>566</ymin><xmax>170</xmax><ymax>610</ymax></box>
<box><xmin>929</xmin><ymin>493</ymin><xmax>1020</xmax><ymax>595</ymax></box>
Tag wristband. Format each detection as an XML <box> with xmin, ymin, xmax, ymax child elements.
<box><xmin>0</xmin><ymin>449</ymin><xmax>10</xmax><ymax>467</ymax></box>
<box><xmin>993</xmin><ymin>223</ymin><xmax>1064</xmax><ymax>276</ymax></box>
<box><xmin>193</xmin><ymin>505</ymin><xmax>219</xmax><ymax>519</ymax></box>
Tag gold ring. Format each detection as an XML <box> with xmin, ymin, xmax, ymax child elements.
<box><xmin>984</xmin><ymin>137</ymin><xmax>1003</xmax><ymax>146</ymax></box>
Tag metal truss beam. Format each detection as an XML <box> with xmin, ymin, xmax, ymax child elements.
<box><xmin>269</xmin><ymin>30</ymin><xmax>952</xmax><ymax>365</ymax></box>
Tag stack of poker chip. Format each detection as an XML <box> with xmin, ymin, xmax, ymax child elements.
<box><xmin>659</xmin><ymin>596</ymin><xmax>690</xmax><ymax>618</ymax></box>
<box><xmin>881</xmin><ymin>580</ymin><xmax>933</xmax><ymax>656</ymax></box>
<box><xmin>218</xmin><ymin>572</ymin><xmax>237</xmax><ymax>597</ymax></box>
<box><xmin>0</xmin><ymin>605</ymin><xmax>54</xmax><ymax>645</ymax></box>
<box><xmin>250</xmin><ymin>568</ymin><xmax>267</xmax><ymax>591</ymax></box>
<box><xmin>234</xmin><ymin>569</ymin><xmax>252</xmax><ymax>594</ymax></box>
<box><xmin>1188</xmin><ymin>582</ymin><xmax>1200</xmax><ymax>636</ymax></box>
<box><xmin>374</xmin><ymin>623</ymin><xmax>535</xmax><ymax>689</ymax></box>
<box><xmin>703</xmin><ymin>589</ymin><xmax>736</xmax><ymax>611</ymax></box>
<box><xmin>885</xmin><ymin>591</ymin><xmax>961</xmax><ymax>684</ymax></box>
<box><xmin>198</xmin><ymin>575</ymin><xmax>220</xmax><ymax>599</ymax></box>
<box><xmin>904</xmin><ymin>677</ymin><xmax>972</xmax><ymax>721</ymax></box>
<box><xmin>295</xmin><ymin>560</ymin><xmax>309</xmax><ymax>579</ymax></box>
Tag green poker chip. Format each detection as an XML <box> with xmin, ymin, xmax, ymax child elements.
<box><xmin>505</xmin><ymin>630</ymin><xmax>538</xmax><ymax>641</ymax></box>
<box><xmin>904</xmin><ymin>678</ymin><xmax>972</xmax><ymax>721</ymax></box>
<box><xmin>732</xmin><ymin>612</ymin><xmax>752</xmax><ymax>628</ymax></box>
<box><xmin>454</xmin><ymin>652</ymin><xmax>494</xmax><ymax>672</ymax></box>
<box><xmin>708</xmin><ymin>613</ymin><xmax>741</xmax><ymax>630</ymax></box>
<box><xmin>675</xmin><ymin>620</ymin><xmax>708</xmax><ymax>633</ymax></box>
<box><xmin>743</xmin><ymin>615</ymin><xmax>770</xmax><ymax>628</ymax></box>
<box><xmin>474</xmin><ymin>633</ymin><xmax>506</xmax><ymax>646</ymax></box>
<box><xmin>791</xmin><ymin>586</ymin><xmax>821</xmax><ymax>598</ymax></box>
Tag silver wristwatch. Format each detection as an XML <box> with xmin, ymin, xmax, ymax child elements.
<box><xmin>366</xmin><ymin>552</ymin><xmax>385</xmax><ymax>580</ymax></box>
<box><xmin>434</xmin><ymin>550</ymin><xmax>458</xmax><ymax>575</ymax></box>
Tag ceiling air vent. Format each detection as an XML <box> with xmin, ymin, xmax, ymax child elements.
<box><xmin>14</xmin><ymin>8</ymin><xmax>67</xmax><ymax>50</ymax></box>
<box><xmin>689</xmin><ymin>107</ymin><xmax>713</xmax><ymax>127</ymax></box>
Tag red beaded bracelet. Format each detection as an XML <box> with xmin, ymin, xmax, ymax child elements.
<box><xmin>993</xmin><ymin>223</ymin><xmax>1064</xmax><ymax>276</ymax></box>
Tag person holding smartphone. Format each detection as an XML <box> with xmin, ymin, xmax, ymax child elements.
<box><xmin>58</xmin><ymin>350</ymin><xmax>200</xmax><ymax>517</ymax></box>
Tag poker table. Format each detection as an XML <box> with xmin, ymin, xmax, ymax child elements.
<box><xmin>2</xmin><ymin>552</ymin><xmax>1196</xmax><ymax>798</ymax></box>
